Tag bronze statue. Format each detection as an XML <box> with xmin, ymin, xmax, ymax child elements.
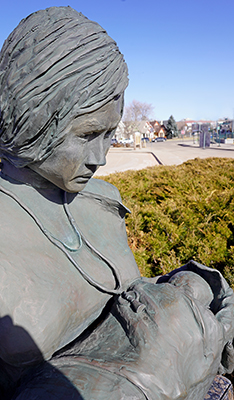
<box><xmin>0</xmin><ymin>6</ymin><xmax>234</xmax><ymax>399</ymax></box>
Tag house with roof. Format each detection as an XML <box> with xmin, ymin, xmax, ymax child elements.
<box><xmin>115</xmin><ymin>120</ymin><xmax>125</xmax><ymax>141</ymax></box>
<box><xmin>157</xmin><ymin>125</ymin><xmax>167</xmax><ymax>137</ymax></box>
<box><xmin>126</xmin><ymin>120</ymin><xmax>154</xmax><ymax>139</ymax></box>
<box><xmin>138</xmin><ymin>120</ymin><xmax>154</xmax><ymax>138</ymax></box>
<box><xmin>150</xmin><ymin>120</ymin><xmax>167</xmax><ymax>138</ymax></box>
<box><xmin>150</xmin><ymin>120</ymin><xmax>161</xmax><ymax>132</ymax></box>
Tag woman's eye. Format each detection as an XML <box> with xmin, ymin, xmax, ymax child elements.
<box><xmin>79</xmin><ymin>130</ymin><xmax>113</xmax><ymax>141</ymax></box>
<box><xmin>86</xmin><ymin>132</ymin><xmax>100</xmax><ymax>141</ymax></box>
<box><xmin>104</xmin><ymin>131</ymin><xmax>112</xmax><ymax>139</ymax></box>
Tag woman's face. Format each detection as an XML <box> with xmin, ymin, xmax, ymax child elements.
<box><xmin>29</xmin><ymin>96</ymin><xmax>123</xmax><ymax>192</ymax></box>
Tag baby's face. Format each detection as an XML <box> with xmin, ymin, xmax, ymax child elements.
<box><xmin>168</xmin><ymin>271</ymin><xmax>213</xmax><ymax>307</ymax></box>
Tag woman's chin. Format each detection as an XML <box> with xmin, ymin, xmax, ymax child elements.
<box><xmin>64</xmin><ymin>180</ymin><xmax>91</xmax><ymax>193</ymax></box>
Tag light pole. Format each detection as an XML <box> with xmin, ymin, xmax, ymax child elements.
<box><xmin>217</xmin><ymin>125</ymin><xmax>221</xmax><ymax>147</ymax></box>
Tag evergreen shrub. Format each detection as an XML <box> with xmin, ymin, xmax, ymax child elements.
<box><xmin>101</xmin><ymin>157</ymin><xmax>234</xmax><ymax>288</ymax></box>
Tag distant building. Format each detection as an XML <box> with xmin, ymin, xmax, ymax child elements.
<box><xmin>150</xmin><ymin>120</ymin><xmax>167</xmax><ymax>137</ymax></box>
<box><xmin>177</xmin><ymin>119</ymin><xmax>216</xmax><ymax>136</ymax></box>
<box><xmin>157</xmin><ymin>125</ymin><xmax>167</xmax><ymax>137</ymax></box>
<box><xmin>124</xmin><ymin>120</ymin><xmax>153</xmax><ymax>140</ymax></box>
<box><xmin>115</xmin><ymin>120</ymin><xmax>125</xmax><ymax>141</ymax></box>
<box><xmin>217</xmin><ymin>119</ymin><xmax>233</xmax><ymax>133</ymax></box>
<box><xmin>135</xmin><ymin>121</ymin><xmax>154</xmax><ymax>138</ymax></box>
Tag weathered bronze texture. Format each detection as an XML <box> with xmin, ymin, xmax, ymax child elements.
<box><xmin>0</xmin><ymin>6</ymin><xmax>234</xmax><ymax>400</ymax></box>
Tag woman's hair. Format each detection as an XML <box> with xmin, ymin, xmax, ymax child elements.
<box><xmin>0</xmin><ymin>6</ymin><xmax>128</xmax><ymax>167</ymax></box>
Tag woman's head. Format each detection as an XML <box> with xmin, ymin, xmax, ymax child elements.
<box><xmin>0</xmin><ymin>6</ymin><xmax>128</xmax><ymax>168</ymax></box>
<box><xmin>29</xmin><ymin>95</ymin><xmax>123</xmax><ymax>192</ymax></box>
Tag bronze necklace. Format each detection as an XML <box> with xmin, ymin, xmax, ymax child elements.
<box><xmin>0</xmin><ymin>177</ymin><xmax>123</xmax><ymax>296</ymax></box>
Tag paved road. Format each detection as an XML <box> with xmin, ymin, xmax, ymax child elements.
<box><xmin>147</xmin><ymin>139</ymin><xmax>234</xmax><ymax>166</ymax></box>
<box><xmin>95</xmin><ymin>139</ymin><xmax>234</xmax><ymax>176</ymax></box>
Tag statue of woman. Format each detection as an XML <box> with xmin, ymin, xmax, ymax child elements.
<box><xmin>0</xmin><ymin>6</ymin><xmax>234</xmax><ymax>400</ymax></box>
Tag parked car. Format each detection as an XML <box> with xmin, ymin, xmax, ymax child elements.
<box><xmin>111</xmin><ymin>138</ymin><xmax>118</xmax><ymax>145</ymax></box>
<box><xmin>141</xmin><ymin>137</ymin><xmax>149</xmax><ymax>142</ymax></box>
<box><xmin>119</xmin><ymin>138</ymin><xmax>134</xmax><ymax>145</ymax></box>
<box><xmin>155</xmin><ymin>137</ymin><xmax>166</xmax><ymax>142</ymax></box>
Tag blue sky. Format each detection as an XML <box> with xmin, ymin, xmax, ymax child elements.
<box><xmin>1</xmin><ymin>0</ymin><xmax>234</xmax><ymax>121</ymax></box>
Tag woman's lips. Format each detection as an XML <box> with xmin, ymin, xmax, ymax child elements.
<box><xmin>71</xmin><ymin>174</ymin><xmax>93</xmax><ymax>183</ymax></box>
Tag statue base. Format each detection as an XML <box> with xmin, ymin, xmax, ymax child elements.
<box><xmin>205</xmin><ymin>376</ymin><xmax>233</xmax><ymax>399</ymax></box>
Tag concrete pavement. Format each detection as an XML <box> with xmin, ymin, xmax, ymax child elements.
<box><xmin>95</xmin><ymin>139</ymin><xmax>234</xmax><ymax>176</ymax></box>
<box><xmin>149</xmin><ymin>139</ymin><xmax>234</xmax><ymax>166</ymax></box>
<box><xmin>95</xmin><ymin>148</ymin><xmax>159</xmax><ymax>176</ymax></box>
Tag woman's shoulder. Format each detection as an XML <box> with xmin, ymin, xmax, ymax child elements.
<box><xmin>82</xmin><ymin>178</ymin><xmax>122</xmax><ymax>202</ymax></box>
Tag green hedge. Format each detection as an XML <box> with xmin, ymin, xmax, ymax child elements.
<box><xmin>100</xmin><ymin>157</ymin><xmax>234</xmax><ymax>288</ymax></box>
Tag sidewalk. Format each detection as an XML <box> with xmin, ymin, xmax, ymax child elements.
<box><xmin>95</xmin><ymin>147</ymin><xmax>159</xmax><ymax>176</ymax></box>
<box><xmin>152</xmin><ymin>140</ymin><xmax>234</xmax><ymax>166</ymax></box>
<box><xmin>95</xmin><ymin>140</ymin><xmax>234</xmax><ymax>176</ymax></box>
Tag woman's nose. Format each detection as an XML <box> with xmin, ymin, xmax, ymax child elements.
<box><xmin>85</xmin><ymin>135</ymin><xmax>106</xmax><ymax>166</ymax></box>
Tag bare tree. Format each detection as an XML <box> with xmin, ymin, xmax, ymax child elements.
<box><xmin>123</xmin><ymin>100</ymin><xmax>154</xmax><ymax>138</ymax></box>
<box><xmin>123</xmin><ymin>100</ymin><xmax>154</xmax><ymax>122</ymax></box>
